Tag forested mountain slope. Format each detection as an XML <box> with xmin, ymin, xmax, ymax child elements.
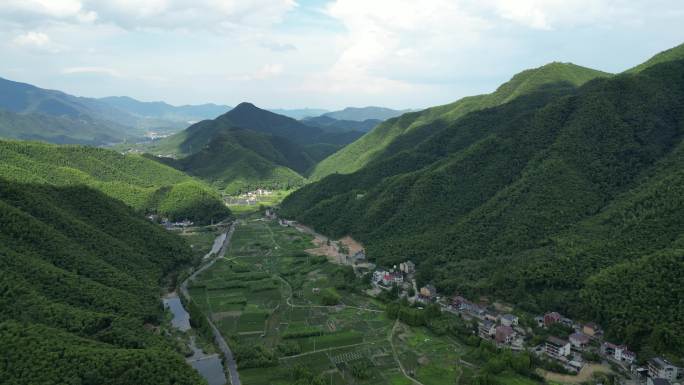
<box><xmin>0</xmin><ymin>109</ymin><xmax>124</xmax><ymax>145</ymax></box>
<box><xmin>0</xmin><ymin>180</ymin><xmax>205</xmax><ymax>384</ymax></box>
<box><xmin>310</xmin><ymin>62</ymin><xmax>610</xmax><ymax>180</ymax></box>
<box><xmin>145</xmin><ymin>103</ymin><xmax>371</xmax><ymax>193</ymax></box>
<box><xmin>160</xmin><ymin>127</ymin><xmax>308</xmax><ymax>193</ymax></box>
<box><xmin>626</xmin><ymin>42</ymin><xmax>684</xmax><ymax>74</ymax></box>
<box><xmin>280</xmin><ymin>57</ymin><xmax>684</xmax><ymax>357</ymax></box>
<box><xmin>0</xmin><ymin>140</ymin><xmax>229</xmax><ymax>223</ymax></box>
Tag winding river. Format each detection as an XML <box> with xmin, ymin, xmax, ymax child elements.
<box><xmin>163</xmin><ymin>225</ymin><xmax>239</xmax><ymax>385</ymax></box>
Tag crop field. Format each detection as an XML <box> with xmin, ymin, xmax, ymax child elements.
<box><xmin>188</xmin><ymin>212</ymin><xmax>533</xmax><ymax>385</ymax></box>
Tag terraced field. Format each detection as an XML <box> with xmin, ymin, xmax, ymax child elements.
<box><xmin>187</xmin><ymin>213</ymin><xmax>541</xmax><ymax>385</ymax></box>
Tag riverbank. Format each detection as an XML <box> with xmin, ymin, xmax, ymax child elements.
<box><xmin>179</xmin><ymin>222</ymin><xmax>241</xmax><ymax>385</ymax></box>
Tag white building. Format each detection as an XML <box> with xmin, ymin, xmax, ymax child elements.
<box><xmin>399</xmin><ymin>261</ymin><xmax>416</xmax><ymax>274</ymax></box>
<box><xmin>648</xmin><ymin>357</ymin><xmax>678</xmax><ymax>382</ymax></box>
<box><xmin>546</xmin><ymin>336</ymin><xmax>571</xmax><ymax>359</ymax></box>
<box><xmin>500</xmin><ymin>314</ymin><xmax>519</xmax><ymax>327</ymax></box>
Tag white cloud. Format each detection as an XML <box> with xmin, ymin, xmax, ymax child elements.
<box><xmin>2</xmin><ymin>0</ymin><xmax>97</xmax><ymax>23</ymax></box>
<box><xmin>62</xmin><ymin>66</ymin><xmax>124</xmax><ymax>77</ymax></box>
<box><xmin>0</xmin><ymin>0</ymin><xmax>298</xmax><ymax>31</ymax></box>
<box><xmin>303</xmin><ymin>0</ymin><xmax>492</xmax><ymax>94</ymax></box>
<box><xmin>487</xmin><ymin>0</ymin><xmax>616</xmax><ymax>30</ymax></box>
<box><xmin>11</xmin><ymin>31</ymin><xmax>66</xmax><ymax>53</ymax></box>
<box><xmin>13</xmin><ymin>31</ymin><xmax>51</xmax><ymax>47</ymax></box>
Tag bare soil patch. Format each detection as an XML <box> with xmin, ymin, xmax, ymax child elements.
<box><xmin>539</xmin><ymin>364</ymin><xmax>612</xmax><ymax>384</ymax></box>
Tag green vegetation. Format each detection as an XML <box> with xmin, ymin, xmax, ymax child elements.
<box><xmin>310</xmin><ymin>62</ymin><xmax>609</xmax><ymax>180</ymax></box>
<box><xmin>0</xmin><ymin>140</ymin><xmax>230</xmax><ymax>223</ymax></box>
<box><xmin>139</xmin><ymin>102</ymin><xmax>374</xmax><ymax>194</ymax></box>
<box><xmin>186</xmin><ymin>213</ymin><xmax>544</xmax><ymax>385</ymax></box>
<box><xmin>625</xmin><ymin>42</ymin><xmax>684</xmax><ymax>74</ymax></box>
<box><xmin>163</xmin><ymin>127</ymin><xmax>308</xmax><ymax>194</ymax></box>
<box><xmin>0</xmin><ymin>179</ymin><xmax>205</xmax><ymax>384</ymax></box>
<box><xmin>281</xmin><ymin>53</ymin><xmax>684</xmax><ymax>357</ymax></box>
<box><xmin>0</xmin><ymin>109</ymin><xmax>125</xmax><ymax>145</ymax></box>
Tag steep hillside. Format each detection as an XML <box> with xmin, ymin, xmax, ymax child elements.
<box><xmin>625</xmin><ymin>42</ymin><xmax>684</xmax><ymax>74</ymax></box>
<box><xmin>0</xmin><ymin>140</ymin><xmax>230</xmax><ymax>223</ymax></box>
<box><xmin>0</xmin><ymin>179</ymin><xmax>205</xmax><ymax>384</ymax></box>
<box><xmin>164</xmin><ymin>127</ymin><xmax>308</xmax><ymax>193</ymax></box>
<box><xmin>322</xmin><ymin>106</ymin><xmax>410</xmax><ymax>121</ymax></box>
<box><xmin>144</xmin><ymin>103</ymin><xmax>375</xmax><ymax>193</ymax></box>
<box><xmin>311</xmin><ymin>62</ymin><xmax>610</xmax><ymax>180</ymax></box>
<box><xmin>281</xmin><ymin>58</ymin><xmax>684</xmax><ymax>357</ymax></box>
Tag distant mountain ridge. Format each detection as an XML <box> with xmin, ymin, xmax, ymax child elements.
<box><xmin>310</xmin><ymin>62</ymin><xmax>610</xmax><ymax>180</ymax></box>
<box><xmin>269</xmin><ymin>107</ymin><xmax>329</xmax><ymax>119</ymax></box>
<box><xmin>0</xmin><ymin>76</ymin><xmax>235</xmax><ymax>145</ymax></box>
<box><xmin>145</xmin><ymin>102</ymin><xmax>370</xmax><ymax>193</ymax></box>
<box><xmin>98</xmin><ymin>95</ymin><xmax>230</xmax><ymax>123</ymax></box>
<box><xmin>322</xmin><ymin>106</ymin><xmax>411</xmax><ymax>121</ymax></box>
<box><xmin>302</xmin><ymin>115</ymin><xmax>380</xmax><ymax>133</ymax></box>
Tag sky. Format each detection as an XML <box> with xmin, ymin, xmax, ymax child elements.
<box><xmin>1</xmin><ymin>0</ymin><xmax>684</xmax><ymax>110</ymax></box>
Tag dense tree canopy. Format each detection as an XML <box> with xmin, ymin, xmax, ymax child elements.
<box><xmin>281</xmin><ymin>58</ymin><xmax>684</xmax><ymax>357</ymax></box>
<box><xmin>0</xmin><ymin>179</ymin><xmax>205</xmax><ymax>384</ymax></box>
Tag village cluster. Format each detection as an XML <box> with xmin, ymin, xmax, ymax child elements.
<box><xmin>224</xmin><ymin>188</ymin><xmax>272</xmax><ymax>206</ymax></box>
<box><xmin>267</xmin><ymin>210</ymin><xmax>681</xmax><ymax>385</ymax></box>
<box><xmin>369</xmin><ymin>261</ymin><xmax>681</xmax><ymax>385</ymax></box>
<box><xmin>146</xmin><ymin>213</ymin><xmax>194</xmax><ymax>229</ymax></box>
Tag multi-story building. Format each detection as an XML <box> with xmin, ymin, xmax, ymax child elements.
<box><xmin>545</xmin><ymin>336</ymin><xmax>571</xmax><ymax>359</ymax></box>
<box><xmin>648</xmin><ymin>357</ymin><xmax>678</xmax><ymax>382</ymax></box>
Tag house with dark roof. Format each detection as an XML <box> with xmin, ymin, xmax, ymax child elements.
<box><xmin>495</xmin><ymin>325</ymin><xmax>515</xmax><ymax>344</ymax></box>
<box><xmin>648</xmin><ymin>357</ymin><xmax>678</xmax><ymax>382</ymax></box>
<box><xmin>478</xmin><ymin>320</ymin><xmax>496</xmax><ymax>339</ymax></box>
<box><xmin>545</xmin><ymin>336</ymin><xmax>571</xmax><ymax>359</ymax></box>
<box><xmin>569</xmin><ymin>332</ymin><xmax>590</xmax><ymax>349</ymax></box>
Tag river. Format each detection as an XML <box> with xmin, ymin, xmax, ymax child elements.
<box><xmin>162</xmin><ymin>227</ymin><xmax>236</xmax><ymax>385</ymax></box>
<box><xmin>163</xmin><ymin>292</ymin><xmax>227</xmax><ymax>385</ymax></box>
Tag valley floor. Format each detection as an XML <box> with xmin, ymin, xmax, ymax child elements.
<box><xmin>182</xmin><ymin>212</ymin><xmax>543</xmax><ymax>385</ymax></box>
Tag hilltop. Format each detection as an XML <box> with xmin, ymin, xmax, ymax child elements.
<box><xmin>310</xmin><ymin>62</ymin><xmax>610</xmax><ymax>180</ymax></box>
<box><xmin>145</xmin><ymin>103</ymin><xmax>369</xmax><ymax>193</ymax></box>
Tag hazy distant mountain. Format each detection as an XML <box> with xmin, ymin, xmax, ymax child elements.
<box><xmin>302</xmin><ymin>115</ymin><xmax>380</xmax><ymax>133</ymax></box>
<box><xmin>322</xmin><ymin>106</ymin><xmax>411</xmax><ymax>121</ymax></box>
<box><xmin>0</xmin><ymin>76</ymin><xmax>139</xmax><ymax>144</ymax></box>
<box><xmin>0</xmin><ymin>77</ymin><xmax>237</xmax><ymax>146</ymax></box>
<box><xmin>99</xmin><ymin>96</ymin><xmax>230</xmax><ymax>123</ymax></box>
<box><xmin>268</xmin><ymin>108</ymin><xmax>329</xmax><ymax>119</ymax></box>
